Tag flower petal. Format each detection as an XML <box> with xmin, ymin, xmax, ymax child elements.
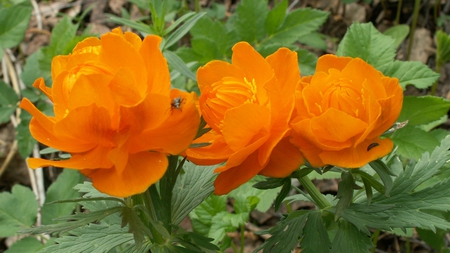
<box><xmin>214</xmin><ymin>152</ymin><xmax>262</xmax><ymax>195</ymax></box>
<box><xmin>197</xmin><ymin>61</ymin><xmax>246</xmax><ymax>92</ymax></box>
<box><xmin>316</xmin><ymin>54</ymin><xmax>353</xmax><ymax>73</ymax></box>
<box><xmin>319</xmin><ymin>138</ymin><xmax>393</xmax><ymax>168</ymax></box>
<box><xmin>231</xmin><ymin>42</ymin><xmax>273</xmax><ymax>85</ymax></box>
<box><xmin>259</xmin><ymin>137</ymin><xmax>303</xmax><ymax>177</ymax></box>
<box><xmin>82</xmin><ymin>151</ymin><xmax>168</xmax><ymax>197</ymax></box>
<box><xmin>222</xmin><ymin>103</ymin><xmax>270</xmax><ymax>152</ymax></box>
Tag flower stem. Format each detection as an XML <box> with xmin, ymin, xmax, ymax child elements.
<box><xmin>405</xmin><ymin>0</ymin><xmax>421</xmax><ymax>61</ymax></box>
<box><xmin>297</xmin><ymin>174</ymin><xmax>331</xmax><ymax>209</ymax></box>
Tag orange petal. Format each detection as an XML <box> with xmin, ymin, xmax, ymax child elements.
<box><xmin>26</xmin><ymin>145</ymin><xmax>114</xmax><ymax>169</ymax></box>
<box><xmin>231</xmin><ymin>42</ymin><xmax>273</xmax><ymax>85</ymax></box>
<box><xmin>51</xmin><ymin>55</ymin><xmax>70</xmax><ymax>80</ymax></box>
<box><xmin>259</xmin><ymin>137</ymin><xmax>304</xmax><ymax>177</ymax></box>
<box><xmin>289</xmin><ymin>128</ymin><xmax>326</xmax><ymax>168</ymax></box>
<box><xmin>53</xmin><ymin>104</ymin><xmax>116</xmax><ymax>148</ymax></box>
<box><xmin>196</xmin><ymin>61</ymin><xmax>245</xmax><ymax>92</ymax></box>
<box><xmin>222</xmin><ymin>103</ymin><xmax>270</xmax><ymax>152</ymax></box>
<box><xmin>109</xmin><ymin>67</ymin><xmax>143</xmax><ymax>107</ymax></box>
<box><xmin>99</xmin><ymin>32</ymin><xmax>147</xmax><ymax>95</ymax></box>
<box><xmin>185</xmin><ymin>131</ymin><xmax>232</xmax><ymax>165</ymax></box>
<box><xmin>132</xmin><ymin>91</ymin><xmax>200</xmax><ymax>155</ymax></box>
<box><xmin>72</xmin><ymin>37</ymin><xmax>101</xmax><ymax>53</ymax></box>
<box><xmin>82</xmin><ymin>151</ymin><xmax>168</xmax><ymax>197</ymax></box>
<box><xmin>316</xmin><ymin>54</ymin><xmax>353</xmax><ymax>73</ymax></box>
<box><xmin>341</xmin><ymin>58</ymin><xmax>384</xmax><ymax>97</ymax></box>
<box><xmin>214</xmin><ymin>152</ymin><xmax>262</xmax><ymax>195</ymax></box>
<box><xmin>265</xmin><ymin>48</ymin><xmax>300</xmax><ymax>101</ymax></box>
<box><xmin>32</xmin><ymin>78</ymin><xmax>52</xmax><ymax>101</ymax></box>
<box><xmin>140</xmin><ymin>35</ymin><xmax>171</xmax><ymax>96</ymax></box>
<box><xmin>319</xmin><ymin>138</ymin><xmax>393</xmax><ymax>168</ymax></box>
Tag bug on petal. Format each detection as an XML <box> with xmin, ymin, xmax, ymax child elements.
<box><xmin>171</xmin><ymin>96</ymin><xmax>185</xmax><ymax>111</ymax></box>
<box><xmin>367</xmin><ymin>142</ymin><xmax>379</xmax><ymax>151</ymax></box>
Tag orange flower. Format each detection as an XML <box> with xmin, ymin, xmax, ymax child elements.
<box><xmin>20</xmin><ymin>28</ymin><xmax>200</xmax><ymax>197</ymax></box>
<box><xmin>186</xmin><ymin>42</ymin><xmax>304</xmax><ymax>195</ymax></box>
<box><xmin>290</xmin><ymin>54</ymin><xmax>403</xmax><ymax>168</ymax></box>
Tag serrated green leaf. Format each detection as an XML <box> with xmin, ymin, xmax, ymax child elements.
<box><xmin>274</xmin><ymin>178</ymin><xmax>291</xmax><ymax>211</ymax></box>
<box><xmin>5</xmin><ymin>236</ymin><xmax>44</xmax><ymax>253</ymax></box>
<box><xmin>16</xmin><ymin>111</ymin><xmax>36</xmax><ymax>158</ymax></box>
<box><xmin>369</xmin><ymin>160</ymin><xmax>394</xmax><ymax>196</ymax></box>
<box><xmin>392</xmin><ymin>125</ymin><xmax>440</xmax><ymax>160</ymax></box>
<box><xmin>37</xmin><ymin>224</ymin><xmax>134</xmax><ymax>253</ymax></box>
<box><xmin>383</xmin><ymin>25</ymin><xmax>409</xmax><ymax>49</ymax></box>
<box><xmin>301</xmin><ymin>211</ymin><xmax>331</xmax><ymax>253</ymax></box>
<box><xmin>335</xmin><ymin>172</ymin><xmax>355</xmax><ymax>220</ymax></box>
<box><xmin>228</xmin><ymin>175</ymin><xmax>281</xmax><ymax>212</ymax></box>
<box><xmin>398</xmin><ymin>96</ymin><xmax>450</xmax><ymax>126</ymax></box>
<box><xmin>337</xmin><ymin>22</ymin><xmax>396</xmax><ymax>69</ymax></box>
<box><xmin>436</xmin><ymin>30</ymin><xmax>450</xmax><ymax>65</ymax></box>
<box><xmin>253</xmin><ymin>177</ymin><xmax>286</xmax><ymax>189</ymax></box>
<box><xmin>379</xmin><ymin>60</ymin><xmax>440</xmax><ymax>89</ymax></box>
<box><xmin>189</xmin><ymin>16</ymin><xmax>230</xmax><ymax>63</ymax></box>
<box><xmin>0</xmin><ymin>184</ymin><xmax>38</xmax><ymax>237</ymax></box>
<box><xmin>262</xmin><ymin>8</ymin><xmax>329</xmax><ymax>46</ymax></box>
<box><xmin>417</xmin><ymin>227</ymin><xmax>448</xmax><ymax>252</ymax></box>
<box><xmin>228</xmin><ymin>0</ymin><xmax>268</xmax><ymax>43</ymax></box>
<box><xmin>297</xmin><ymin>48</ymin><xmax>318</xmax><ymax>76</ymax></box>
<box><xmin>0</xmin><ymin>80</ymin><xmax>18</xmax><ymax>124</ymax></box>
<box><xmin>164</xmin><ymin>51</ymin><xmax>196</xmax><ymax>81</ymax></box>
<box><xmin>297</xmin><ymin>32</ymin><xmax>327</xmax><ymax>50</ymax></box>
<box><xmin>330</xmin><ymin>220</ymin><xmax>372</xmax><ymax>253</ymax></box>
<box><xmin>23</xmin><ymin>206</ymin><xmax>124</xmax><ymax>235</ymax></box>
<box><xmin>190</xmin><ymin>194</ymin><xmax>227</xmax><ymax>236</ymax></box>
<box><xmin>0</xmin><ymin>2</ymin><xmax>32</xmax><ymax>49</ymax></box>
<box><xmin>256</xmin><ymin>210</ymin><xmax>309</xmax><ymax>253</ymax></box>
<box><xmin>264</xmin><ymin>0</ymin><xmax>288</xmax><ymax>35</ymax></box>
<box><xmin>41</xmin><ymin>170</ymin><xmax>84</xmax><ymax>225</ymax></box>
<box><xmin>163</xmin><ymin>12</ymin><xmax>206</xmax><ymax>49</ymax></box>
<box><xmin>171</xmin><ymin>163</ymin><xmax>216</xmax><ymax>225</ymax></box>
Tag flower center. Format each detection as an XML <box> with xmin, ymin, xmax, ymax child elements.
<box><xmin>321</xmin><ymin>78</ymin><xmax>364</xmax><ymax>118</ymax></box>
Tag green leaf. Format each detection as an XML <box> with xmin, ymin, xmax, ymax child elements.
<box><xmin>335</xmin><ymin>172</ymin><xmax>355</xmax><ymax>220</ymax></box>
<box><xmin>262</xmin><ymin>8</ymin><xmax>329</xmax><ymax>46</ymax></box>
<box><xmin>398</xmin><ymin>96</ymin><xmax>450</xmax><ymax>126</ymax></box>
<box><xmin>379</xmin><ymin>61</ymin><xmax>440</xmax><ymax>89</ymax></box>
<box><xmin>297</xmin><ymin>48</ymin><xmax>318</xmax><ymax>76</ymax></box>
<box><xmin>164</xmin><ymin>51</ymin><xmax>197</xmax><ymax>81</ymax></box>
<box><xmin>0</xmin><ymin>80</ymin><xmax>18</xmax><ymax>124</ymax></box>
<box><xmin>190</xmin><ymin>194</ymin><xmax>227</xmax><ymax>236</ymax></box>
<box><xmin>163</xmin><ymin>12</ymin><xmax>207</xmax><ymax>49</ymax></box>
<box><xmin>37</xmin><ymin>224</ymin><xmax>134</xmax><ymax>253</ymax></box>
<box><xmin>417</xmin><ymin>227</ymin><xmax>449</xmax><ymax>252</ymax></box>
<box><xmin>228</xmin><ymin>0</ymin><xmax>268</xmax><ymax>43</ymax></box>
<box><xmin>301</xmin><ymin>211</ymin><xmax>331</xmax><ymax>253</ymax></box>
<box><xmin>383</xmin><ymin>25</ymin><xmax>410</xmax><ymax>49</ymax></box>
<box><xmin>171</xmin><ymin>163</ymin><xmax>216</xmax><ymax>225</ymax></box>
<box><xmin>108</xmin><ymin>16</ymin><xmax>154</xmax><ymax>35</ymax></box>
<box><xmin>330</xmin><ymin>220</ymin><xmax>372</xmax><ymax>253</ymax></box>
<box><xmin>228</xmin><ymin>175</ymin><xmax>281</xmax><ymax>212</ymax></box>
<box><xmin>16</xmin><ymin>110</ymin><xmax>36</xmax><ymax>158</ymax></box>
<box><xmin>368</xmin><ymin>160</ymin><xmax>394</xmax><ymax>197</ymax></box>
<box><xmin>336</xmin><ymin>22</ymin><xmax>396</xmax><ymax>69</ymax></box>
<box><xmin>5</xmin><ymin>236</ymin><xmax>44</xmax><ymax>253</ymax></box>
<box><xmin>392</xmin><ymin>125</ymin><xmax>440</xmax><ymax>160</ymax></box>
<box><xmin>255</xmin><ymin>210</ymin><xmax>309</xmax><ymax>253</ymax></box>
<box><xmin>23</xmin><ymin>206</ymin><xmax>124</xmax><ymax>235</ymax></box>
<box><xmin>189</xmin><ymin>16</ymin><xmax>231</xmax><ymax>63</ymax></box>
<box><xmin>0</xmin><ymin>2</ymin><xmax>32</xmax><ymax>49</ymax></box>
<box><xmin>436</xmin><ymin>30</ymin><xmax>450</xmax><ymax>65</ymax></box>
<box><xmin>41</xmin><ymin>170</ymin><xmax>84</xmax><ymax>225</ymax></box>
<box><xmin>0</xmin><ymin>184</ymin><xmax>38</xmax><ymax>237</ymax></box>
<box><xmin>264</xmin><ymin>0</ymin><xmax>288</xmax><ymax>35</ymax></box>
<box><xmin>274</xmin><ymin>178</ymin><xmax>291</xmax><ymax>211</ymax></box>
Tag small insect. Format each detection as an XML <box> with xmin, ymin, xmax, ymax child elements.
<box><xmin>367</xmin><ymin>142</ymin><xmax>379</xmax><ymax>151</ymax></box>
<box><xmin>170</xmin><ymin>96</ymin><xmax>185</xmax><ymax>111</ymax></box>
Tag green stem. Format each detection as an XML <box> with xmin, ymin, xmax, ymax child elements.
<box><xmin>395</xmin><ymin>0</ymin><xmax>403</xmax><ymax>25</ymax></box>
<box><xmin>240</xmin><ymin>224</ymin><xmax>245</xmax><ymax>253</ymax></box>
<box><xmin>431</xmin><ymin>61</ymin><xmax>442</xmax><ymax>95</ymax></box>
<box><xmin>371</xmin><ymin>229</ymin><xmax>381</xmax><ymax>252</ymax></box>
<box><xmin>297</xmin><ymin>174</ymin><xmax>331</xmax><ymax>209</ymax></box>
<box><xmin>405</xmin><ymin>0</ymin><xmax>421</xmax><ymax>60</ymax></box>
<box><xmin>194</xmin><ymin>0</ymin><xmax>200</xmax><ymax>12</ymax></box>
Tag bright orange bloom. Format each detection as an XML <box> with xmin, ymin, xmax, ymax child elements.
<box><xmin>290</xmin><ymin>54</ymin><xmax>403</xmax><ymax>168</ymax></box>
<box><xmin>20</xmin><ymin>28</ymin><xmax>200</xmax><ymax>197</ymax></box>
<box><xmin>186</xmin><ymin>42</ymin><xmax>304</xmax><ymax>195</ymax></box>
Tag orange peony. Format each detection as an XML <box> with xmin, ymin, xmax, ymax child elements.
<box><xmin>186</xmin><ymin>42</ymin><xmax>304</xmax><ymax>195</ymax></box>
<box><xmin>290</xmin><ymin>54</ymin><xmax>403</xmax><ymax>168</ymax></box>
<box><xmin>20</xmin><ymin>28</ymin><xmax>200</xmax><ymax>197</ymax></box>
